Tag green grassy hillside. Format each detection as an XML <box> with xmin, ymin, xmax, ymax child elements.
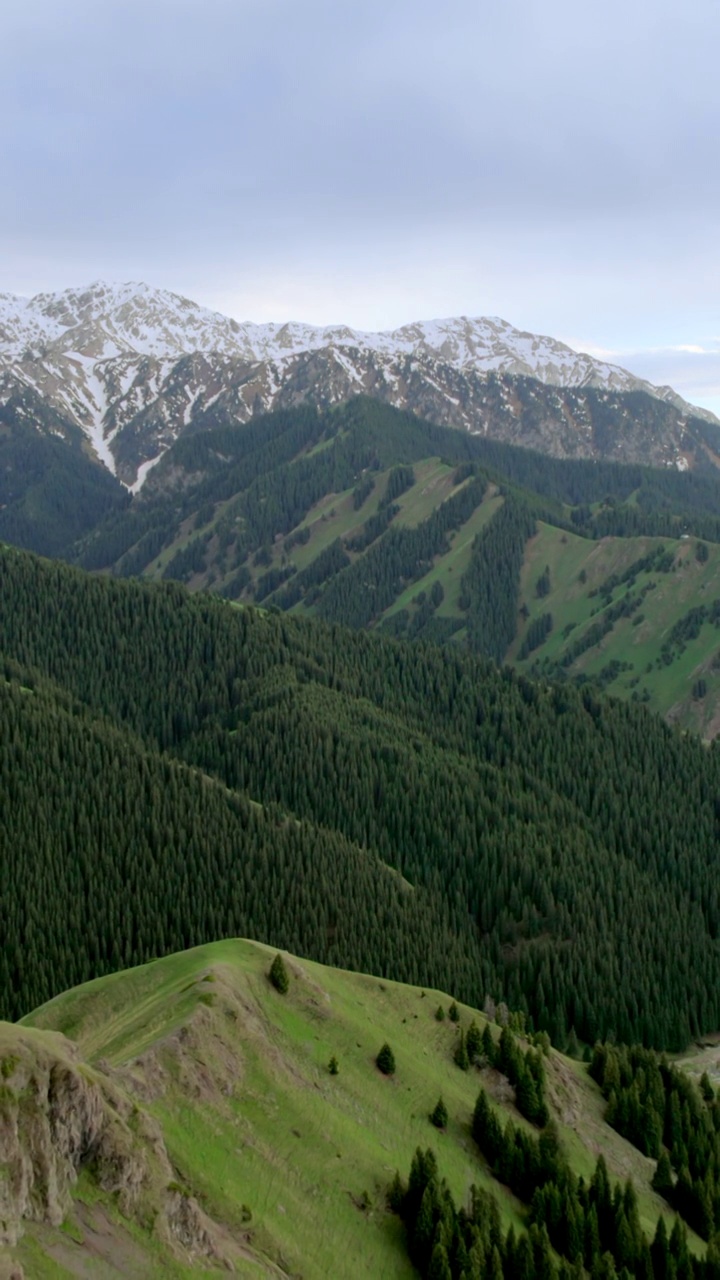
<box><xmin>1</xmin><ymin>940</ymin><xmax>700</xmax><ymax>1278</ymax></box>
<box><xmin>512</xmin><ymin>525</ymin><xmax>720</xmax><ymax>737</ymax></box>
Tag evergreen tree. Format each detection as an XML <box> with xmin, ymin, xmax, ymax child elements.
<box><xmin>466</xmin><ymin>1020</ymin><xmax>482</xmax><ymax>1064</ymax></box>
<box><xmin>269</xmin><ymin>952</ymin><xmax>289</xmax><ymax>994</ymax></box>
<box><xmin>376</xmin><ymin>1043</ymin><xmax>396</xmax><ymax>1076</ymax></box>
<box><xmin>427</xmin><ymin>1240</ymin><xmax>452</xmax><ymax>1280</ymax></box>
<box><xmin>653</xmin><ymin>1150</ymin><xmax>674</xmax><ymax>1200</ymax></box>
<box><xmin>387</xmin><ymin>1170</ymin><xmax>406</xmax><ymax>1213</ymax></box>
<box><xmin>430</xmin><ymin>1097</ymin><xmax>449</xmax><ymax>1130</ymax></box>
<box><xmin>454</xmin><ymin>1030</ymin><xmax>470</xmax><ymax>1071</ymax></box>
<box><xmin>481</xmin><ymin>1024</ymin><xmax>496</xmax><ymax>1067</ymax></box>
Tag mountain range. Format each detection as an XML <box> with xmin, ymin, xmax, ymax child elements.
<box><xmin>2</xmin><ymin>281</ymin><xmax>718</xmax><ymax>488</ymax></box>
<box><xmin>6</xmin><ymin>287</ymin><xmax>720</xmax><ymax>1278</ymax></box>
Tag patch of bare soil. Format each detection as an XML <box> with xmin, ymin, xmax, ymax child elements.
<box><xmin>547</xmin><ymin>1055</ymin><xmax>582</xmax><ymax>1128</ymax></box>
<box><xmin>27</xmin><ymin>1206</ymin><xmax>153</xmax><ymax>1279</ymax></box>
<box><xmin>479</xmin><ymin>1066</ymin><xmax>515</xmax><ymax>1107</ymax></box>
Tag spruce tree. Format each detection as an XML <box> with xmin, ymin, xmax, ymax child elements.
<box><xmin>387</xmin><ymin>1170</ymin><xmax>405</xmax><ymax>1213</ymax></box>
<box><xmin>651</xmin><ymin>1216</ymin><xmax>670</xmax><ymax>1279</ymax></box>
<box><xmin>430</xmin><ymin>1096</ymin><xmax>448</xmax><ymax>1129</ymax></box>
<box><xmin>481</xmin><ymin>1024</ymin><xmax>496</xmax><ymax>1066</ymax></box>
<box><xmin>376</xmin><ymin>1042</ymin><xmax>396</xmax><ymax>1075</ymax></box>
<box><xmin>652</xmin><ymin>1150</ymin><xmax>674</xmax><ymax>1199</ymax></box>
<box><xmin>427</xmin><ymin>1240</ymin><xmax>452</xmax><ymax>1280</ymax></box>
<box><xmin>466</xmin><ymin>1020</ymin><xmax>482</xmax><ymax>1064</ymax></box>
<box><xmin>269</xmin><ymin>952</ymin><xmax>289</xmax><ymax>994</ymax></box>
<box><xmin>454</xmin><ymin>1030</ymin><xmax>469</xmax><ymax>1071</ymax></box>
<box><xmin>487</xmin><ymin>1245</ymin><xmax>504</xmax><ymax>1280</ymax></box>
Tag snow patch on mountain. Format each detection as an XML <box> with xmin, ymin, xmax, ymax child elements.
<box><xmin>0</xmin><ymin>280</ymin><xmax>716</xmax><ymax>486</ymax></box>
<box><xmin>130</xmin><ymin>455</ymin><xmax>163</xmax><ymax>494</ymax></box>
<box><xmin>0</xmin><ymin>280</ymin><xmax>692</xmax><ymax>398</ymax></box>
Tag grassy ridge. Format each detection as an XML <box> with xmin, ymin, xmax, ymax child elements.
<box><xmin>5</xmin><ymin>940</ymin><xmax>699</xmax><ymax>1278</ymax></box>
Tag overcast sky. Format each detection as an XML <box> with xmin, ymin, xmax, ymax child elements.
<box><xmin>3</xmin><ymin>0</ymin><xmax>720</xmax><ymax>412</ymax></box>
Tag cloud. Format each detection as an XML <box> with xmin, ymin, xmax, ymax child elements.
<box><xmin>1</xmin><ymin>0</ymin><xmax>719</xmax><ymax>413</ymax></box>
<box><xmin>4</xmin><ymin>1</ymin><xmax>720</xmax><ymax>248</ymax></box>
<box><xmin>570</xmin><ymin>343</ymin><xmax>720</xmax><ymax>419</ymax></box>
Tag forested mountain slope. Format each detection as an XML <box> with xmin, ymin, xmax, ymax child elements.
<box><xmin>6</xmin><ymin>387</ymin><xmax>720</xmax><ymax>740</ymax></box>
<box><xmin>0</xmin><ymin>387</ymin><xmax>127</xmax><ymax>557</ymax></box>
<box><xmin>3</xmin><ymin>545</ymin><xmax>720</xmax><ymax>1052</ymax></box>
<box><xmin>70</xmin><ymin>398</ymin><xmax>720</xmax><ymax>734</ymax></box>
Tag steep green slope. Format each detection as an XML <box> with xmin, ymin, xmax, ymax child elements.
<box><xmin>1</xmin><ymin>941</ymin><xmax>701</xmax><ymax>1278</ymax></box>
<box><xmin>512</xmin><ymin>525</ymin><xmax>720</xmax><ymax>736</ymax></box>
<box><xmin>75</xmin><ymin>398</ymin><xmax>720</xmax><ymax>597</ymax></box>
<box><xmin>4</xmin><ymin>545</ymin><xmax>720</xmax><ymax>1049</ymax></box>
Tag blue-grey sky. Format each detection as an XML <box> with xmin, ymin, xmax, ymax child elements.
<box><xmin>4</xmin><ymin>0</ymin><xmax>720</xmax><ymax>411</ymax></box>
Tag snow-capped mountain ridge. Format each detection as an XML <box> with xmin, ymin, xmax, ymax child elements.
<box><xmin>0</xmin><ymin>280</ymin><xmax>685</xmax><ymax>391</ymax></box>
<box><xmin>0</xmin><ymin>281</ymin><xmax>715</xmax><ymax>487</ymax></box>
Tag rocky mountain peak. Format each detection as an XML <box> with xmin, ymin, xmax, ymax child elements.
<box><xmin>0</xmin><ymin>280</ymin><xmax>716</xmax><ymax>487</ymax></box>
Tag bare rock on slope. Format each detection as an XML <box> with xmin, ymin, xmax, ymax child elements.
<box><xmin>0</xmin><ymin>1027</ymin><xmax>235</xmax><ymax>1268</ymax></box>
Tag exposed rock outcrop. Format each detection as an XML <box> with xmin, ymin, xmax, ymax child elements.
<box><xmin>0</xmin><ymin>1028</ymin><xmax>235</xmax><ymax>1268</ymax></box>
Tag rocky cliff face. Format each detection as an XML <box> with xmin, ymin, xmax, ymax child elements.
<box><xmin>0</xmin><ymin>1024</ymin><xmax>235</xmax><ymax>1270</ymax></box>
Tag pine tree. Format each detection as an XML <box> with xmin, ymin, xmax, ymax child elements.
<box><xmin>454</xmin><ymin>1030</ymin><xmax>470</xmax><ymax>1071</ymax></box>
<box><xmin>448</xmin><ymin>1001</ymin><xmax>460</xmax><ymax>1023</ymax></box>
<box><xmin>466</xmin><ymin>1020</ymin><xmax>482</xmax><ymax>1064</ymax></box>
<box><xmin>652</xmin><ymin>1150</ymin><xmax>674</xmax><ymax>1200</ymax></box>
<box><xmin>387</xmin><ymin>1170</ymin><xmax>405</xmax><ymax>1213</ymax></box>
<box><xmin>481</xmin><ymin>1024</ymin><xmax>496</xmax><ymax>1066</ymax></box>
<box><xmin>269</xmin><ymin>952</ymin><xmax>289</xmax><ymax>994</ymax></box>
<box><xmin>430</xmin><ymin>1097</ymin><xmax>448</xmax><ymax>1129</ymax></box>
<box><xmin>328</xmin><ymin>1055</ymin><xmax>339</xmax><ymax>1075</ymax></box>
<box><xmin>701</xmin><ymin>1071</ymin><xmax>715</xmax><ymax>1102</ymax></box>
<box><xmin>651</xmin><ymin>1215</ymin><xmax>670</xmax><ymax>1280</ymax></box>
<box><xmin>376</xmin><ymin>1042</ymin><xmax>396</xmax><ymax>1075</ymax></box>
<box><xmin>406</xmin><ymin>1147</ymin><xmax>438</xmax><ymax>1222</ymax></box>
<box><xmin>472</xmin><ymin>1090</ymin><xmax>503</xmax><ymax>1164</ymax></box>
<box><xmin>487</xmin><ymin>1245</ymin><xmax>504</xmax><ymax>1280</ymax></box>
<box><xmin>411</xmin><ymin>1181</ymin><xmax>438</xmax><ymax>1270</ymax></box>
<box><xmin>591</xmin><ymin>1254</ymin><xmax>617</xmax><ymax>1279</ymax></box>
<box><xmin>428</xmin><ymin>1240</ymin><xmax>452</xmax><ymax>1280</ymax></box>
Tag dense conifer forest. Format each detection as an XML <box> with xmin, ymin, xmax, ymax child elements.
<box><xmin>0</xmin><ymin>390</ymin><xmax>128</xmax><ymax>557</ymax></box>
<box><xmin>3</xmin><ymin>542</ymin><xmax>720</xmax><ymax>1053</ymax></box>
<box><xmin>590</xmin><ymin>1042</ymin><xmax>720</xmax><ymax>1245</ymax></box>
